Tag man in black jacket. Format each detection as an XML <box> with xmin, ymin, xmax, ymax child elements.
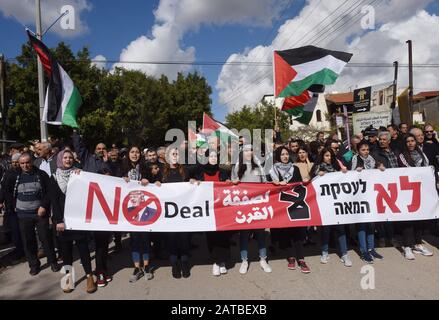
<box><xmin>372</xmin><ymin>131</ymin><xmax>398</xmax><ymax>247</ymax></box>
<box><xmin>71</xmin><ymin>130</ymin><xmax>110</xmax><ymax>174</ymax></box>
<box><xmin>0</xmin><ymin>153</ymin><xmax>24</xmax><ymax>260</ymax></box>
<box><xmin>6</xmin><ymin>153</ymin><xmax>59</xmax><ymax>275</ymax></box>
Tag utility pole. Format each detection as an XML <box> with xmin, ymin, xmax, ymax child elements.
<box><xmin>406</xmin><ymin>40</ymin><xmax>414</xmax><ymax>125</ymax></box>
<box><xmin>36</xmin><ymin>0</ymin><xmax>48</xmax><ymax>142</ymax></box>
<box><xmin>0</xmin><ymin>54</ymin><xmax>6</xmax><ymax>153</ymax></box>
<box><xmin>391</xmin><ymin>61</ymin><xmax>398</xmax><ymax>125</ymax></box>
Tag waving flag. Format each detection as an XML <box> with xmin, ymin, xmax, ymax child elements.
<box><xmin>27</xmin><ymin>30</ymin><xmax>82</xmax><ymax>128</ymax></box>
<box><xmin>274</xmin><ymin>46</ymin><xmax>352</xmax><ymax>124</ymax></box>
<box><xmin>202</xmin><ymin>113</ymin><xmax>238</xmax><ymax>141</ymax></box>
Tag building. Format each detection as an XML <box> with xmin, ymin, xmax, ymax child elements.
<box><xmin>262</xmin><ymin>94</ymin><xmax>332</xmax><ymax>132</ymax></box>
<box><xmin>412</xmin><ymin>91</ymin><xmax>439</xmax><ymax>125</ymax></box>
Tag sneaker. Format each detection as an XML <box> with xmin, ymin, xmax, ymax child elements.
<box><xmin>181</xmin><ymin>261</ymin><xmax>190</xmax><ymax>278</ymax></box>
<box><xmin>50</xmin><ymin>263</ymin><xmax>61</xmax><ymax>272</ymax></box>
<box><xmin>96</xmin><ymin>273</ymin><xmax>107</xmax><ymax>287</ymax></box>
<box><xmin>144</xmin><ymin>265</ymin><xmax>154</xmax><ymax>280</ymax></box>
<box><xmin>63</xmin><ymin>273</ymin><xmax>74</xmax><ymax>293</ymax></box>
<box><xmin>29</xmin><ymin>266</ymin><xmax>41</xmax><ymax>276</ymax></box>
<box><xmin>298</xmin><ymin>260</ymin><xmax>310</xmax><ymax>274</ymax></box>
<box><xmin>219</xmin><ymin>262</ymin><xmax>227</xmax><ymax>274</ymax></box>
<box><xmin>341</xmin><ymin>254</ymin><xmax>353</xmax><ymax>267</ymax></box>
<box><xmin>105</xmin><ymin>273</ymin><xmax>113</xmax><ymax>283</ymax></box>
<box><xmin>129</xmin><ymin>268</ymin><xmax>144</xmax><ymax>283</ymax></box>
<box><xmin>212</xmin><ymin>263</ymin><xmax>220</xmax><ymax>276</ymax></box>
<box><xmin>413</xmin><ymin>244</ymin><xmax>433</xmax><ymax>256</ymax></box>
<box><xmin>369</xmin><ymin>249</ymin><xmax>384</xmax><ymax>260</ymax></box>
<box><xmin>287</xmin><ymin>257</ymin><xmax>296</xmax><ymax>270</ymax></box>
<box><xmin>404</xmin><ymin>247</ymin><xmax>415</xmax><ymax>260</ymax></box>
<box><xmin>320</xmin><ymin>252</ymin><xmax>330</xmax><ymax>264</ymax></box>
<box><xmin>171</xmin><ymin>262</ymin><xmax>182</xmax><ymax>279</ymax></box>
<box><xmin>360</xmin><ymin>252</ymin><xmax>374</xmax><ymax>264</ymax></box>
<box><xmin>86</xmin><ymin>275</ymin><xmax>97</xmax><ymax>294</ymax></box>
<box><xmin>239</xmin><ymin>260</ymin><xmax>249</xmax><ymax>274</ymax></box>
<box><xmin>260</xmin><ymin>258</ymin><xmax>272</xmax><ymax>273</ymax></box>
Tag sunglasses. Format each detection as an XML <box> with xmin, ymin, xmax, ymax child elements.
<box><xmin>425</xmin><ymin>131</ymin><xmax>434</xmax><ymax>134</ymax></box>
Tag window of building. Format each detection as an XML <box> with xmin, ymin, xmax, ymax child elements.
<box><xmin>316</xmin><ymin>110</ymin><xmax>322</xmax><ymax>122</ymax></box>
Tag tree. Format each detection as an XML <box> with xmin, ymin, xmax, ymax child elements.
<box><xmin>4</xmin><ymin>41</ymin><xmax>212</xmax><ymax>149</ymax></box>
<box><xmin>225</xmin><ymin>101</ymin><xmax>291</xmax><ymax>141</ymax></box>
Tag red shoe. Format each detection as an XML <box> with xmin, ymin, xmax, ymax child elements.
<box><xmin>287</xmin><ymin>257</ymin><xmax>296</xmax><ymax>270</ymax></box>
<box><xmin>298</xmin><ymin>260</ymin><xmax>310</xmax><ymax>274</ymax></box>
<box><xmin>96</xmin><ymin>273</ymin><xmax>107</xmax><ymax>287</ymax></box>
<box><xmin>105</xmin><ymin>273</ymin><xmax>113</xmax><ymax>283</ymax></box>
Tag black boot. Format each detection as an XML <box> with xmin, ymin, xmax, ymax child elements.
<box><xmin>181</xmin><ymin>260</ymin><xmax>190</xmax><ymax>278</ymax></box>
<box><xmin>171</xmin><ymin>261</ymin><xmax>181</xmax><ymax>279</ymax></box>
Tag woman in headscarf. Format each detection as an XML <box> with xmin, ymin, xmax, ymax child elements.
<box><xmin>49</xmin><ymin>149</ymin><xmax>97</xmax><ymax>294</ymax></box>
<box><xmin>194</xmin><ymin>150</ymin><xmax>232</xmax><ymax>276</ymax></box>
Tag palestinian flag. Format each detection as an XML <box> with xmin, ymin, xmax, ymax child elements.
<box><xmin>27</xmin><ymin>30</ymin><xmax>82</xmax><ymax>128</ymax></box>
<box><xmin>274</xmin><ymin>46</ymin><xmax>353</xmax><ymax>98</ymax></box>
<box><xmin>188</xmin><ymin>128</ymin><xmax>208</xmax><ymax>148</ymax></box>
<box><xmin>281</xmin><ymin>92</ymin><xmax>320</xmax><ymax>125</ymax></box>
<box><xmin>202</xmin><ymin>113</ymin><xmax>238</xmax><ymax>142</ymax></box>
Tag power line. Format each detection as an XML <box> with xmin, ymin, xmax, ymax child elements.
<box><xmin>220</xmin><ymin>0</ymin><xmax>372</xmax><ymax>106</ymax></box>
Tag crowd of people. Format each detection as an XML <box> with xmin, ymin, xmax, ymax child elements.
<box><xmin>0</xmin><ymin>122</ymin><xmax>438</xmax><ymax>294</ymax></box>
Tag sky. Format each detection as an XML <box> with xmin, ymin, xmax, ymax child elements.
<box><xmin>1</xmin><ymin>0</ymin><xmax>439</xmax><ymax>122</ymax></box>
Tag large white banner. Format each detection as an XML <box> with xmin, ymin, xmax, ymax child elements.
<box><xmin>64</xmin><ymin>168</ymin><xmax>439</xmax><ymax>232</ymax></box>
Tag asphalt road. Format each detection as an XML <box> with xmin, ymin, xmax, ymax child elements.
<box><xmin>1</xmin><ymin>231</ymin><xmax>439</xmax><ymax>300</ymax></box>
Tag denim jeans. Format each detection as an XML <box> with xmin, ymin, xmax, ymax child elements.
<box><xmin>321</xmin><ymin>225</ymin><xmax>348</xmax><ymax>256</ymax></box>
<box><xmin>239</xmin><ymin>230</ymin><xmax>267</xmax><ymax>260</ymax></box>
<box><xmin>130</xmin><ymin>232</ymin><xmax>150</xmax><ymax>263</ymax></box>
<box><xmin>356</xmin><ymin>223</ymin><xmax>375</xmax><ymax>253</ymax></box>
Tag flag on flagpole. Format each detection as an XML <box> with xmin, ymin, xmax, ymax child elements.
<box><xmin>202</xmin><ymin>113</ymin><xmax>238</xmax><ymax>141</ymax></box>
<box><xmin>27</xmin><ymin>29</ymin><xmax>82</xmax><ymax>128</ymax></box>
<box><xmin>188</xmin><ymin>128</ymin><xmax>208</xmax><ymax>148</ymax></box>
<box><xmin>274</xmin><ymin>46</ymin><xmax>352</xmax><ymax>125</ymax></box>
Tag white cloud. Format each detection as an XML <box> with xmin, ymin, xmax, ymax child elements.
<box><xmin>113</xmin><ymin>0</ymin><xmax>288</xmax><ymax>80</ymax></box>
<box><xmin>91</xmin><ymin>54</ymin><xmax>107</xmax><ymax>70</ymax></box>
<box><xmin>216</xmin><ymin>0</ymin><xmax>437</xmax><ymax>112</ymax></box>
<box><xmin>0</xmin><ymin>0</ymin><xmax>92</xmax><ymax>37</ymax></box>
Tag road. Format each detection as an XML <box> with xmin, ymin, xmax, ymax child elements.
<box><xmin>1</xmin><ymin>232</ymin><xmax>439</xmax><ymax>300</ymax></box>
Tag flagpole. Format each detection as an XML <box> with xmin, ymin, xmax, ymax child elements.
<box><xmin>272</xmin><ymin>51</ymin><xmax>278</xmax><ymax>129</ymax></box>
<box><xmin>35</xmin><ymin>0</ymin><xmax>48</xmax><ymax>142</ymax></box>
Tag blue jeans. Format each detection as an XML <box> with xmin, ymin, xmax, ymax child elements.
<box><xmin>356</xmin><ymin>223</ymin><xmax>375</xmax><ymax>254</ymax></box>
<box><xmin>321</xmin><ymin>225</ymin><xmax>348</xmax><ymax>256</ymax></box>
<box><xmin>239</xmin><ymin>230</ymin><xmax>267</xmax><ymax>260</ymax></box>
<box><xmin>130</xmin><ymin>232</ymin><xmax>150</xmax><ymax>263</ymax></box>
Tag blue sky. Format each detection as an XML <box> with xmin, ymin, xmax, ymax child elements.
<box><xmin>1</xmin><ymin>0</ymin><xmax>439</xmax><ymax>122</ymax></box>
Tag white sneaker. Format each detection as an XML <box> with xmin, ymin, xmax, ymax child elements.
<box><xmin>219</xmin><ymin>262</ymin><xmax>227</xmax><ymax>274</ymax></box>
<box><xmin>413</xmin><ymin>244</ymin><xmax>433</xmax><ymax>256</ymax></box>
<box><xmin>341</xmin><ymin>254</ymin><xmax>352</xmax><ymax>267</ymax></box>
<box><xmin>239</xmin><ymin>260</ymin><xmax>249</xmax><ymax>274</ymax></box>
<box><xmin>404</xmin><ymin>247</ymin><xmax>415</xmax><ymax>260</ymax></box>
<box><xmin>212</xmin><ymin>263</ymin><xmax>220</xmax><ymax>276</ymax></box>
<box><xmin>260</xmin><ymin>258</ymin><xmax>272</xmax><ymax>273</ymax></box>
<box><xmin>320</xmin><ymin>252</ymin><xmax>330</xmax><ymax>264</ymax></box>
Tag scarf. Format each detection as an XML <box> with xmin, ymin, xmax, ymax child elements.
<box><xmin>351</xmin><ymin>154</ymin><xmax>376</xmax><ymax>170</ymax></box>
<box><xmin>410</xmin><ymin>150</ymin><xmax>426</xmax><ymax>167</ymax></box>
<box><xmin>127</xmin><ymin>164</ymin><xmax>141</xmax><ymax>181</ymax></box>
<box><xmin>319</xmin><ymin>163</ymin><xmax>337</xmax><ymax>174</ymax></box>
<box><xmin>54</xmin><ymin>168</ymin><xmax>74</xmax><ymax>194</ymax></box>
<box><xmin>203</xmin><ymin>163</ymin><xmax>219</xmax><ymax>176</ymax></box>
<box><xmin>271</xmin><ymin>162</ymin><xmax>296</xmax><ymax>183</ymax></box>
